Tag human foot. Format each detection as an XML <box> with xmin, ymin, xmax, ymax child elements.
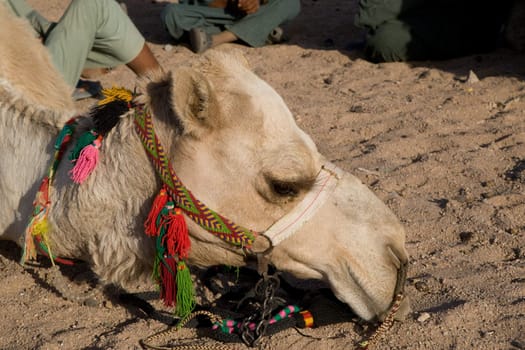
<box><xmin>72</xmin><ymin>80</ymin><xmax>103</xmax><ymax>101</ymax></box>
<box><xmin>266</xmin><ymin>26</ymin><xmax>285</xmax><ymax>44</ymax></box>
<box><xmin>189</xmin><ymin>28</ymin><xmax>213</xmax><ymax>54</ymax></box>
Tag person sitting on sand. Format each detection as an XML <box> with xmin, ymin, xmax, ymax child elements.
<box><xmin>4</xmin><ymin>0</ymin><xmax>162</xmax><ymax>99</ymax></box>
<box><xmin>161</xmin><ymin>0</ymin><xmax>300</xmax><ymax>54</ymax></box>
<box><xmin>354</xmin><ymin>0</ymin><xmax>516</xmax><ymax>62</ymax></box>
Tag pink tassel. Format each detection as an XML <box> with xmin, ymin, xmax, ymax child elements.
<box><xmin>163</xmin><ymin>208</ymin><xmax>190</xmax><ymax>259</ymax></box>
<box><xmin>69</xmin><ymin>136</ymin><xmax>101</xmax><ymax>184</ymax></box>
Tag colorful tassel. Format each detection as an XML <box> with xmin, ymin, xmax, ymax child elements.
<box><xmin>54</xmin><ymin>121</ymin><xmax>76</xmax><ymax>151</ymax></box>
<box><xmin>98</xmin><ymin>87</ymin><xmax>133</xmax><ymax>106</ymax></box>
<box><xmin>175</xmin><ymin>260</ymin><xmax>195</xmax><ymax>318</ymax></box>
<box><xmin>92</xmin><ymin>104</ymin><xmax>124</xmax><ymax>135</ymax></box>
<box><xmin>152</xmin><ymin>251</ymin><xmax>161</xmax><ymax>282</ymax></box>
<box><xmin>69</xmin><ymin>135</ymin><xmax>102</xmax><ymax>184</ymax></box>
<box><xmin>160</xmin><ymin>255</ymin><xmax>178</xmax><ymax>307</ymax></box>
<box><xmin>21</xmin><ymin>118</ymin><xmax>80</xmax><ymax>265</ymax></box>
<box><xmin>67</xmin><ymin>88</ymin><xmax>133</xmax><ymax>185</ymax></box>
<box><xmin>31</xmin><ymin>218</ymin><xmax>49</xmax><ymax>240</ymax></box>
<box><xmin>163</xmin><ymin>208</ymin><xmax>190</xmax><ymax>259</ymax></box>
<box><xmin>147</xmin><ymin>195</ymin><xmax>194</xmax><ymax>317</ymax></box>
<box><xmin>144</xmin><ymin>188</ymin><xmax>169</xmax><ymax>236</ymax></box>
<box><xmin>31</xmin><ymin>219</ymin><xmax>55</xmax><ymax>265</ymax></box>
<box><xmin>69</xmin><ymin>130</ymin><xmax>97</xmax><ymax>162</ymax></box>
<box><xmin>22</xmin><ymin>224</ymin><xmax>37</xmax><ymax>262</ymax></box>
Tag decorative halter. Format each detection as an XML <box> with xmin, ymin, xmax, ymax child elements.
<box><xmin>133</xmin><ymin>105</ymin><xmax>257</xmax><ymax>248</ymax></box>
<box><xmin>262</xmin><ymin>161</ymin><xmax>343</xmax><ymax>246</ymax></box>
<box><xmin>133</xmin><ymin>102</ymin><xmax>343</xmax><ymax>317</ymax></box>
<box><xmin>22</xmin><ymin>88</ymin><xmax>343</xmax><ymax>319</ymax></box>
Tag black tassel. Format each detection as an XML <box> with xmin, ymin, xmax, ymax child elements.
<box><xmin>91</xmin><ymin>99</ymin><xmax>129</xmax><ymax>135</ymax></box>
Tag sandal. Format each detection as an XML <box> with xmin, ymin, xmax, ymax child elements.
<box><xmin>266</xmin><ymin>26</ymin><xmax>285</xmax><ymax>44</ymax></box>
<box><xmin>189</xmin><ymin>27</ymin><xmax>212</xmax><ymax>54</ymax></box>
<box><xmin>72</xmin><ymin>80</ymin><xmax>103</xmax><ymax>101</ymax></box>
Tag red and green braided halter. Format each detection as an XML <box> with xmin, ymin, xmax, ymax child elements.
<box><xmin>133</xmin><ymin>105</ymin><xmax>258</xmax><ymax>248</ymax></box>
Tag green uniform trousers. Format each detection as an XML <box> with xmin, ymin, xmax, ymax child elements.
<box><xmin>355</xmin><ymin>0</ymin><xmax>514</xmax><ymax>62</ymax></box>
<box><xmin>5</xmin><ymin>0</ymin><xmax>145</xmax><ymax>87</ymax></box>
<box><xmin>161</xmin><ymin>0</ymin><xmax>300</xmax><ymax>48</ymax></box>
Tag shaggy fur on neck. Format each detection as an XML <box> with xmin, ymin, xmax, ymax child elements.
<box><xmin>0</xmin><ymin>2</ymin><xmax>74</xmax><ymax>126</ymax></box>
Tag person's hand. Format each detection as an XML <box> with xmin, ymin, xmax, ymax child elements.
<box><xmin>208</xmin><ymin>0</ymin><xmax>228</xmax><ymax>8</ymax></box>
<box><xmin>237</xmin><ymin>0</ymin><xmax>259</xmax><ymax>14</ymax></box>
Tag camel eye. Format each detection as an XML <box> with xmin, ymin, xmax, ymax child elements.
<box><xmin>271</xmin><ymin>181</ymin><xmax>297</xmax><ymax>196</ymax></box>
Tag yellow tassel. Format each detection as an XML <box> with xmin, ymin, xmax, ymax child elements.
<box><xmin>31</xmin><ymin>218</ymin><xmax>55</xmax><ymax>266</ymax></box>
<box><xmin>98</xmin><ymin>87</ymin><xmax>133</xmax><ymax>106</ymax></box>
<box><xmin>31</xmin><ymin>218</ymin><xmax>49</xmax><ymax>237</ymax></box>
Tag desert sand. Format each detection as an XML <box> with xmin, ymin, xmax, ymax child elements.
<box><xmin>1</xmin><ymin>0</ymin><xmax>524</xmax><ymax>349</ymax></box>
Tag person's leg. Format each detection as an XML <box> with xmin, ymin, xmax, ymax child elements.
<box><xmin>189</xmin><ymin>0</ymin><xmax>301</xmax><ymax>51</ymax></box>
<box><xmin>76</xmin><ymin>43</ymin><xmax>159</xmax><ymax>100</ymax></box>
<box><xmin>45</xmin><ymin>0</ymin><xmax>157</xmax><ymax>87</ymax></box>
<box><xmin>364</xmin><ymin>0</ymin><xmax>514</xmax><ymax>62</ymax></box>
<box><xmin>161</xmin><ymin>2</ymin><xmax>227</xmax><ymax>41</ymax></box>
<box><xmin>226</xmin><ymin>0</ymin><xmax>300</xmax><ymax>47</ymax></box>
<box><xmin>364</xmin><ymin>19</ymin><xmax>414</xmax><ymax>62</ymax></box>
<box><xmin>5</xmin><ymin>0</ymin><xmax>52</xmax><ymax>37</ymax></box>
<box><xmin>127</xmin><ymin>43</ymin><xmax>160</xmax><ymax>77</ymax></box>
<box><xmin>188</xmin><ymin>26</ymin><xmax>237</xmax><ymax>54</ymax></box>
<box><xmin>162</xmin><ymin>2</ymin><xmax>242</xmax><ymax>52</ymax></box>
<box><xmin>355</xmin><ymin>0</ymin><xmax>402</xmax><ymax>30</ymax></box>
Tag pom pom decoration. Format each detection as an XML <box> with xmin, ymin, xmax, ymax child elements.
<box><xmin>175</xmin><ymin>261</ymin><xmax>195</xmax><ymax>318</ymax></box>
<box><xmin>148</xmin><ymin>194</ymin><xmax>195</xmax><ymax>317</ymax></box>
<box><xmin>159</xmin><ymin>255</ymin><xmax>178</xmax><ymax>307</ymax></box>
<box><xmin>144</xmin><ymin>187</ymin><xmax>169</xmax><ymax>236</ymax></box>
<box><xmin>69</xmin><ymin>135</ymin><xmax>102</xmax><ymax>184</ymax></box>
<box><xmin>69</xmin><ymin>130</ymin><xmax>97</xmax><ymax>162</ymax></box>
<box><xmin>163</xmin><ymin>207</ymin><xmax>190</xmax><ymax>259</ymax></box>
<box><xmin>68</xmin><ymin>87</ymin><xmax>134</xmax><ymax>184</ymax></box>
<box><xmin>21</xmin><ymin>118</ymin><xmax>78</xmax><ymax>265</ymax></box>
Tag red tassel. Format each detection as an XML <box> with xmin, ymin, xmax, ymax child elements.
<box><xmin>160</xmin><ymin>256</ymin><xmax>177</xmax><ymax>307</ymax></box>
<box><xmin>69</xmin><ymin>136</ymin><xmax>102</xmax><ymax>184</ymax></box>
<box><xmin>144</xmin><ymin>188</ymin><xmax>168</xmax><ymax>236</ymax></box>
<box><xmin>163</xmin><ymin>208</ymin><xmax>190</xmax><ymax>259</ymax></box>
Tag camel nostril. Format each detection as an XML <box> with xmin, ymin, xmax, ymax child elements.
<box><xmin>387</xmin><ymin>244</ymin><xmax>409</xmax><ymax>268</ymax></box>
<box><xmin>387</xmin><ymin>246</ymin><xmax>402</xmax><ymax>269</ymax></box>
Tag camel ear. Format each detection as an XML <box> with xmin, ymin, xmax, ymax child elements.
<box><xmin>144</xmin><ymin>68</ymin><xmax>215</xmax><ymax>137</ymax></box>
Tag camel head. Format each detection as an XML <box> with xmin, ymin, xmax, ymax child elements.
<box><xmin>0</xmin><ymin>2</ymin><xmax>406</xmax><ymax>323</ymax></box>
<box><xmin>140</xmin><ymin>50</ymin><xmax>409</xmax><ymax>322</ymax></box>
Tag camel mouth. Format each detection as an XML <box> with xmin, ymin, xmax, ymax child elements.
<box><xmin>324</xmin><ymin>246</ymin><xmax>409</xmax><ymax>323</ymax></box>
<box><xmin>287</xmin><ymin>281</ymin><xmax>411</xmax><ymax>327</ymax></box>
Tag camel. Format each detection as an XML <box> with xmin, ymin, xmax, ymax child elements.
<box><xmin>0</xmin><ymin>3</ymin><xmax>409</xmax><ymax>323</ymax></box>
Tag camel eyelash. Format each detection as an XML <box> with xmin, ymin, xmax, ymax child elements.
<box><xmin>270</xmin><ymin>180</ymin><xmax>298</xmax><ymax>197</ymax></box>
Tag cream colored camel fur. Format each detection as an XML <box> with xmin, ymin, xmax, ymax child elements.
<box><xmin>0</xmin><ymin>5</ymin><xmax>73</xmax><ymax>118</ymax></box>
<box><xmin>0</xmin><ymin>3</ymin><xmax>408</xmax><ymax>322</ymax></box>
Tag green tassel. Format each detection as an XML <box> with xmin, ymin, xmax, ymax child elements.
<box><xmin>54</xmin><ymin>123</ymin><xmax>75</xmax><ymax>150</ymax></box>
<box><xmin>175</xmin><ymin>261</ymin><xmax>195</xmax><ymax>319</ymax></box>
<box><xmin>152</xmin><ymin>253</ymin><xmax>161</xmax><ymax>282</ymax></box>
<box><xmin>152</xmin><ymin>234</ymin><xmax>166</xmax><ymax>283</ymax></box>
<box><xmin>69</xmin><ymin>131</ymin><xmax>97</xmax><ymax>161</ymax></box>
